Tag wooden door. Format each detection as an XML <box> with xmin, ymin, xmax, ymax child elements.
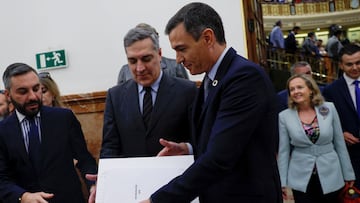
<box><xmin>242</xmin><ymin>0</ymin><xmax>268</xmax><ymax>70</ymax></box>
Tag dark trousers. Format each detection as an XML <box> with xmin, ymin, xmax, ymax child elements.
<box><xmin>292</xmin><ymin>173</ymin><xmax>341</xmax><ymax>203</ymax></box>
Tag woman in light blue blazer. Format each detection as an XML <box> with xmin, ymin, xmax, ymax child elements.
<box><xmin>278</xmin><ymin>74</ymin><xmax>355</xmax><ymax>203</ymax></box>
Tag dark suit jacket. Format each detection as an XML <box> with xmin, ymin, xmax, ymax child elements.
<box><xmin>101</xmin><ymin>73</ymin><xmax>197</xmax><ymax>157</ymax></box>
<box><xmin>285</xmin><ymin>32</ymin><xmax>297</xmax><ymax>54</ymax></box>
<box><xmin>151</xmin><ymin>48</ymin><xmax>282</xmax><ymax>203</ymax></box>
<box><xmin>117</xmin><ymin>56</ymin><xmax>189</xmax><ymax>85</ymax></box>
<box><xmin>0</xmin><ymin>106</ymin><xmax>97</xmax><ymax>203</ymax></box>
<box><xmin>322</xmin><ymin>76</ymin><xmax>360</xmax><ymax>187</ymax></box>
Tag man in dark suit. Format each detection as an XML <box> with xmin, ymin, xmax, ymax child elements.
<box><xmin>0</xmin><ymin>63</ymin><xmax>97</xmax><ymax>203</ymax></box>
<box><xmin>140</xmin><ymin>2</ymin><xmax>282</xmax><ymax>203</ymax></box>
<box><xmin>322</xmin><ymin>43</ymin><xmax>360</xmax><ymax>188</ymax></box>
<box><xmin>100</xmin><ymin>25</ymin><xmax>197</xmax><ymax>158</ymax></box>
<box><xmin>116</xmin><ymin>23</ymin><xmax>189</xmax><ymax>85</ymax></box>
<box><xmin>285</xmin><ymin>26</ymin><xmax>300</xmax><ymax>54</ymax></box>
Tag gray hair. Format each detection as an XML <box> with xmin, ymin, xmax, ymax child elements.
<box><xmin>290</xmin><ymin>61</ymin><xmax>312</xmax><ymax>75</ymax></box>
<box><xmin>124</xmin><ymin>26</ymin><xmax>160</xmax><ymax>52</ymax></box>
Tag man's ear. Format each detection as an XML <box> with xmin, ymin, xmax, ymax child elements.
<box><xmin>158</xmin><ymin>48</ymin><xmax>162</xmax><ymax>57</ymax></box>
<box><xmin>202</xmin><ymin>28</ymin><xmax>215</xmax><ymax>45</ymax></box>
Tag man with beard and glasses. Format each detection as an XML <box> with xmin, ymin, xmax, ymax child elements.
<box><xmin>0</xmin><ymin>63</ymin><xmax>97</xmax><ymax>203</ymax></box>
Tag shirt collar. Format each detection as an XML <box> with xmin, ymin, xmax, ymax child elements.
<box><xmin>138</xmin><ymin>70</ymin><xmax>163</xmax><ymax>94</ymax></box>
<box><xmin>16</xmin><ymin>110</ymin><xmax>40</xmax><ymax>123</ymax></box>
<box><xmin>343</xmin><ymin>72</ymin><xmax>360</xmax><ymax>86</ymax></box>
<box><xmin>207</xmin><ymin>46</ymin><xmax>229</xmax><ymax>81</ymax></box>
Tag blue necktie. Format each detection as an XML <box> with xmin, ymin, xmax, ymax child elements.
<box><xmin>143</xmin><ymin>87</ymin><xmax>153</xmax><ymax>129</ymax></box>
<box><xmin>354</xmin><ymin>80</ymin><xmax>360</xmax><ymax>119</ymax></box>
<box><xmin>27</xmin><ymin>117</ymin><xmax>41</xmax><ymax>171</ymax></box>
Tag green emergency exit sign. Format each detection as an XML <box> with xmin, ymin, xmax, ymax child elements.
<box><xmin>36</xmin><ymin>49</ymin><xmax>67</xmax><ymax>70</ymax></box>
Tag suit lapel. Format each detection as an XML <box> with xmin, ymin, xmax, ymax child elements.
<box><xmin>193</xmin><ymin>77</ymin><xmax>206</xmax><ymax>131</ymax></box>
<box><xmin>201</xmin><ymin>48</ymin><xmax>236</xmax><ymax>110</ymax></box>
<box><xmin>288</xmin><ymin>109</ymin><xmax>314</xmax><ymax>145</ymax></box>
<box><xmin>314</xmin><ymin>104</ymin><xmax>331</xmax><ymax>143</ymax></box>
<box><xmin>9</xmin><ymin>114</ymin><xmax>30</xmax><ymax>163</ymax></box>
<box><xmin>124</xmin><ymin>81</ymin><xmax>146</xmax><ymax>131</ymax></box>
<box><xmin>192</xmin><ymin>48</ymin><xmax>236</xmax><ymax>138</ymax></box>
<box><xmin>339</xmin><ymin>77</ymin><xmax>358</xmax><ymax>113</ymax></box>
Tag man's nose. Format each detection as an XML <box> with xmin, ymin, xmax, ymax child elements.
<box><xmin>176</xmin><ymin>53</ymin><xmax>184</xmax><ymax>64</ymax></box>
<box><xmin>136</xmin><ymin>61</ymin><xmax>146</xmax><ymax>71</ymax></box>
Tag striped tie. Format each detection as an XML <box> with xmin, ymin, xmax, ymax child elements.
<box><xmin>354</xmin><ymin>80</ymin><xmax>360</xmax><ymax>119</ymax></box>
<box><xmin>143</xmin><ymin>87</ymin><xmax>153</xmax><ymax>129</ymax></box>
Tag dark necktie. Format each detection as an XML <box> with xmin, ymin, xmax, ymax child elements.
<box><xmin>27</xmin><ymin>117</ymin><xmax>41</xmax><ymax>171</ymax></box>
<box><xmin>143</xmin><ymin>87</ymin><xmax>153</xmax><ymax>129</ymax></box>
<box><xmin>354</xmin><ymin>80</ymin><xmax>360</xmax><ymax>119</ymax></box>
<box><xmin>204</xmin><ymin>75</ymin><xmax>212</xmax><ymax>101</ymax></box>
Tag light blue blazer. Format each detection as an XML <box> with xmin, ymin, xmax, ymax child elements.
<box><xmin>278</xmin><ymin>102</ymin><xmax>355</xmax><ymax>194</ymax></box>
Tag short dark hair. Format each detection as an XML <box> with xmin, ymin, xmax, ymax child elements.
<box><xmin>2</xmin><ymin>63</ymin><xmax>37</xmax><ymax>90</ymax></box>
<box><xmin>334</xmin><ymin>29</ymin><xmax>342</xmax><ymax>36</ymax></box>
<box><xmin>339</xmin><ymin>43</ymin><xmax>360</xmax><ymax>62</ymax></box>
<box><xmin>293</xmin><ymin>26</ymin><xmax>300</xmax><ymax>31</ymax></box>
<box><xmin>307</xmin><ymin>32</ymin><xmax>315</xmax><ymax>37</ymax></box>
<box><xmin>165</xmin><ymin>2</ymin><xmax>226</xmax><ymax>45</ymax></box>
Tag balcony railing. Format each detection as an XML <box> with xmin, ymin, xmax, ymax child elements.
<box><xmin>262</xmin><ymin>0</ymin><xmax>356</xmax><ymax>16</ymax></box>
<box><xmin>266</xmin><ymin>46</ymin><xmax>339</xmax><ymax>91</ymax></box>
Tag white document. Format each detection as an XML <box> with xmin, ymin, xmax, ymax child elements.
<box><xmin>95</xmin><ymin>155</ymin><xmax>199</xmax><ymax>203</ymax></box>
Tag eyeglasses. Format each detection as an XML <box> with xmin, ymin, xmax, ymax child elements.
<box><xmin>38</xmin><ymin>72</ymin><xmax>50</xmax><ymax>78</ymax></box>
<box><xmin>38</xmin><ymin>72</ymin><xmax>53</xmax><ymax>80</ymax></box>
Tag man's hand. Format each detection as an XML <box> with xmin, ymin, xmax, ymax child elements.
<box><xmin>139</xmin><ymin>199</ymin><xmax>151</xmax><ymax>203</ymax></box>
<box><xmin>21</xmin><ymin>192</ymin><xmax>54</xmax><ymax>203</ymax></box>
<box><xmin>344</xmin><ymin>132</ymin><xmax>360</xmax><ymax>145</ymax></box>
<box><xmin>281</xmin><ymin>187</ymin><xmax>288</xmax><ymax>200</ymax></box>
<box><xmin>157</xmin><ymin>138</ymin><xmax>189</xmax><ymax>156</ymax></box>
<box><xmin>85</xmin><ymin>174</ymin><xmax>98</xmax><ymax>203</ymax></box>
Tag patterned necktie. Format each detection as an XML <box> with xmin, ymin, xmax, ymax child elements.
<box><xmin>27</xmin><ymin>117</ymin><xmax>41</xmax><ymax>171</ymax></box>
<box><xmin>143</xmin><ymin>87</ymin><xmax>153</xmax><ymax>129</ymax></box>
<box><xmin>354</xmin><ymin>80</ymin><xmax>360</xmax><ymax>119</ymax></box>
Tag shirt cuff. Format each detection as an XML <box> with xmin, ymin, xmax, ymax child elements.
<box><xmin>185</xmin><ymin>142</ymin><xmax>193</xmax><ymax>155</ymax></box>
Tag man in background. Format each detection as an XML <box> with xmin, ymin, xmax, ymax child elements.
<box><xmin>285</xmin><ymin>26</ymin><xmax>301</xmax><ymax>54</ymax></box>
<box><xmin>322</xmin><ymin>43</ymin><xmax>360</xmax><ymax>188</ymax></box>
<box><xmin>270</xmin><ymin>20</ymin><xmax>284</xmax><ymax>50</ymax></box>
<box><xmin>326</xmin><ymin>29</ymin><xmax>343</xmax><ymax>61</ymax></box>
<box><xmin>117</xmin><ymin>23</ymin><xmax>189</xmax><ymax>85</ymax></box>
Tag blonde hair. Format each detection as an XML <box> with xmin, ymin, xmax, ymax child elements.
<box><xmin>39</xmin><ymin>73</ymin><xmax>63</xmax><ymax>107</ymax></box>
<box><xmin>287</xmin><ymin>74</ymin><xmax>324</xmax><ymax>109</ymax></box>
